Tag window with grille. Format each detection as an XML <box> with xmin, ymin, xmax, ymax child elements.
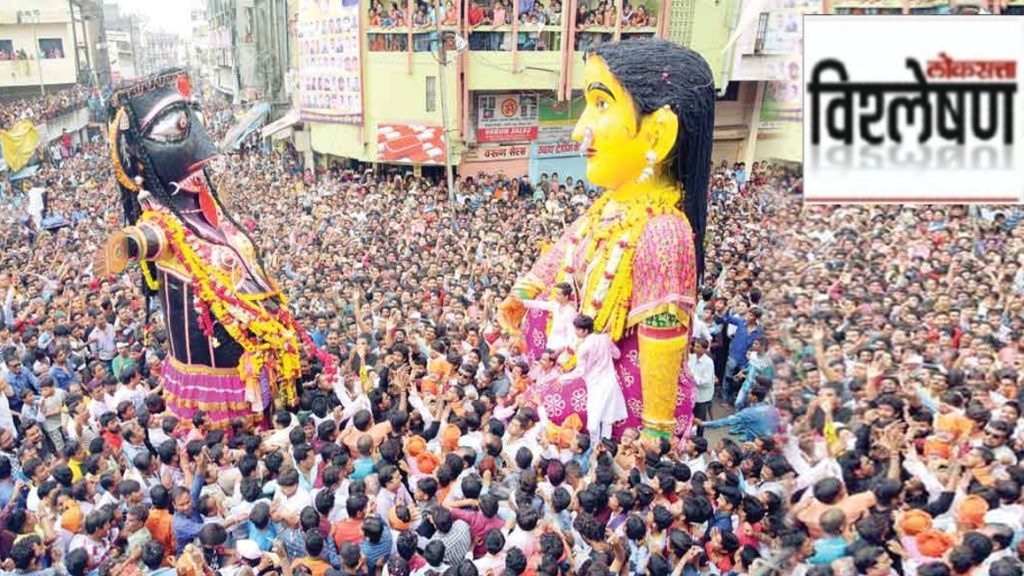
<box><xmin>754</xmin><ymin>13</ymin><xmax>769</xmax><ymax>54</ymax></box>
<box><xmin>426</xmin><ymin>76</ymin><xmax>437</xmax><ymax>112</ymax></box>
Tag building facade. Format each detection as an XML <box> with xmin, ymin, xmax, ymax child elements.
<box><xmin>206</xmin><ymin>0</ymin><xmax>289</xmax><ymax>107</ymax></box>
<box><xmin>208</xmin><ymin>0</ymin><xmax>241</xmax><ymax>96</ymax></box>
<box><xmin>102</xmin><ymin>3</ymin><xmax>143</xmax><ymax>85</ymax></box>
<box><xmin>105</xmin><ymin>29</ymin><xmax>136</xmax><ymax>82</ymax></box>
<box><xmin>138</xmin><ymin>30</ymin><xmax>185</xmax><ymax>77</ymax></box>
<box><xmin>189</xmin><ymin>0</ymin><xmax>212</xmax><ymax>82</ymax></box>
<box><xmin>0</xmin><ymin>0</ymin><xmax>79</xmax><ymax>95</ymax></box>
<box><xmin>291</xmin><ymin>0</ymin><xmax>794</xmax><ymax>177</ymax></box>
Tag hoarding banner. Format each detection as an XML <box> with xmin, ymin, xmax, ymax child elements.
<box><xmin>759</xmin><ymin>58</ymin><xmax>802</xmax><ymax>128</ymax></box>
<box><xmin>477</xmin><ymin>94</ymin><xmax>539</xmax><ymax>143</ymax></box>
<box><xmin>537</xmin><ymin>96</ymin><xmax>583</xmax><ymax>140</ymax></box>
<box><xmin>377</xmin><ymin>124</ymin><xmax>446</xmax><ymax>165</ymax></box>
<box><xmin>298</xmin><ymin>0</ymin><xmax>363</xmax><ymax>125</ymax></box>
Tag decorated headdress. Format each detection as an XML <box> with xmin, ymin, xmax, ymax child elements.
<box><xmin>588</xmin><ymin>39</ymin><xmax>715</xmax><ymax>282</ymax></box>
<box><xmin>106</xmin><ymin>69</ymin><xmax>224</xmax><ymax>297</ymax></box>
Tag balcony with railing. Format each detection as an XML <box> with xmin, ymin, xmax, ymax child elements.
<box><xmin>0</xmin><ymin>56</ymin><xmax>77</xmax><ymax>88</ymax></box>
<box><xmin>364</xmin><ymin>0</ymin><xmax>659</xmax><ymax>54</ymax></box>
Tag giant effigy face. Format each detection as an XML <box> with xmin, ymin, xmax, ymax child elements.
<box><xmin>108</xmin><ymin>69</ymin><xmax>220</xmax><ymax>224</ymax></box>
<box><xmin>571</xmin><ymin>38</ymin><xmax>716</xmax><ymax>279</ymax></box>
<box><xmin>572</xmin><ymin>53</ymin><xmax>668</xmax><ymax>190</ymax></box>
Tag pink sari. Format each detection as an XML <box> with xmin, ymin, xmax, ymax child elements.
<box><xmin>521</xmin><ymin>214</ymin><xmax>698</xmax><ymax>438</ymax></box>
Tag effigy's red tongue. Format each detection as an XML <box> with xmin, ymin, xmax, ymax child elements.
<box><xmin>199</xmin><ymin>188</ymin><xmax>219</xmax><ymax>227</ymax></box>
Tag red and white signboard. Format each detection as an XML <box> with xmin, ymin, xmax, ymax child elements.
<box><xmin>534</xmin><ymin>139</ymin><xmax>581</xmax><ymax>158</ymax></box>
<box><xmin>474</xmin><ymin>144</ymin><xmax>530</xmax><ymax>160</ymax></box>
<box><xmin>377</xmin><ymin>124</ymin><xmax>446</xmax><ymax>165</ymax></box>
<box><xmin>477</xmin><ymin>94</ymin><xmax>539</xmax><ymax>143</ymax></box>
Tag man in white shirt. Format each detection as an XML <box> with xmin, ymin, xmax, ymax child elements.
<box><xmin>113</xmin><ymin>366</ymin><xmax>147</xmax><ymax>412</ymax></box>
<box><xmin>692</xmin><ymin>308</ymin><xmax>712</xmax><ymax>343</ymax></box>
<box><xmin>376</xmin><ymin>464</ymin><xmax>413</xmax><ymax>517</ymax></box>
<box><xmin>273</xmin><ymin>468</ymin><xmax>311</xmax><ymax>518</ymax></box>
<box><xmin>688</xmin><ymin>338</ymin><xmax>715</xmax><ymax>421</ymax></box>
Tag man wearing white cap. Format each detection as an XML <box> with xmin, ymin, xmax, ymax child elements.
<box><xmin>232</xmin><ymin>539</ymin><xmax>285</xmax><ymax>576</ymax></box>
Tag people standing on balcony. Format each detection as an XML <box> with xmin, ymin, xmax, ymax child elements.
<box><xmin>413</xmin><ymin>5</ymin><xmax>433</xmax><ymax>52</ymax></box>
<box><xmin>602</xmin><ymin>5</ymin><xmax>616</xmax><ymax>28</ymax></box>
<box><xmin>384</xmin><ymin>2</ymin><xmax>409</xmax><ymax>51</ymax></box>
<box><xmin>631</xmin><ymin>5</ymin><xmax>649</xmax><ymax>27</ymax></box>
<box><xmin>548</xmin><ymin>0</ymin><xmax>562</xmax><ymax>25</ymax></box>
<box><xmin>621</xmin><ymin>1</ymin><xmax>634</xmax><ymax>24</ymax></box>
<box><xmin>493</xmin><ymin>1</ymin><xmax>508</xmax><ymax>50</ymax></box>
<box><xmin>442</xmin><ymin>0</ymin><xmax>459</xmax><ymax>24</ymax></box>
<box><xmin>468</xmin><ymin>0</ymin><xmax>490</xmax><ymax>50</ymax></box>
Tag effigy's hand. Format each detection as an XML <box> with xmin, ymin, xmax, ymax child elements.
<box><xmin>497</xmin><ymin>295</ymin><xmax>526</xmax><ymax>334</ymax></box>
<box><xmin>96</xmin><ymin>231</ymin><xmax>131</xmax><ymax>276</ymax></box>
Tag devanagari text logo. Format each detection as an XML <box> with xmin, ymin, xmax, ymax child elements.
<box><xmin>803</xmin><ymin>16</ymin><xmax>1024</xmax><ymax>204</ymax></box>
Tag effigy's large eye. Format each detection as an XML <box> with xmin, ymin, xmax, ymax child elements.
<box><xmin>148</xmin><ymin>109</ymin><xmax>189</xmax><ymax>143</ymax></box>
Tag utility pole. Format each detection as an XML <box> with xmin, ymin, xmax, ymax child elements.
<box><xmin>433</xmin><ymin>0</ymin><xmax>455</xmax><ymax>203</ymax></box>
<box><xmin>21</xmin><ymin>10</ymin><xmax>46</xmax><ymax>95</ymax></box>
<box><xmin>68</xmin><ymin>0</ymin><xmax>82</xmax><ymax>82</ymax></box>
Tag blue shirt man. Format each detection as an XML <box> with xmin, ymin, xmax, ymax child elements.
<box><xmin>5</xmin><ymin>357</ymin><xmax>39</xmax><ymax>412</ymax></box>
<box><xmin>720</xmin><ymin>308</ymin><xmax>765</xmax><ymax>369</ymax></box>
<box><xmin>697</xmin><ymin>387</ymin><xmax>779</xmax><ymax>442</ymax></box>
<box><xmin>359</xmin><ymin>515</ymin><xmax>393</xmax><ymax>569</ymax></box>
<box><xmin>172</xmin><ymin>465</ymin><xmax>206</xmax><ymax>556</ymax></box>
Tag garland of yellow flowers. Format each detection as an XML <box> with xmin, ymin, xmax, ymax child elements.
<box><xmin>552</xmin><ymin>185</ymin><xmax>683</xmax><ymax>342</ymax></box>
<box><xmin>139</xmin><ymin>260</ymin><xmax>160</xmax><ymax>291</ymax></box>
<box><xmin>141</xmin><ymin>208</ymin><xmax>301</xmax><ymax>407</ymax></box>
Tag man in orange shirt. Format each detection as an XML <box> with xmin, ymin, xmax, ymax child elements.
<box><xmin>146</xmin><ymin>486</ymin><xmax>176</xmax><ymax>565</ymax></box>
<box><xmin>793</xmin><ymin>477</ymin><xmax>877</xmax><ymax>539</ymax></box>
<box><xmin>339</xmin><ymin>410</ymin><xmax>392</xmax><ymax>454</ymax></box>
<box><xmin>291</xmin><ymin>531</ymin><xmax>332</xmax><ymax>576</ymax></box>
<box><xmin>331</xmin><ymin>494</ymin><xmax>368</xmax><ymax>552</ymax></box>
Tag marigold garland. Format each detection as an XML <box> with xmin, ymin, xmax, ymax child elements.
<box><xmin>553</xmin><ymin>185</ymin><xmax>683</xmax><ymax>342</ymax></box>
<box><xmin>139</xmin><ymin>261</ymin><xmax>160</xmax><ymax>291</ymax></box>
<box><xmin>141</xmin><ymin>208</ymin><xmax>303</xmax><ymax>407</ymax></box>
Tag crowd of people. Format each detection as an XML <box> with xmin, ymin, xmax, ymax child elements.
<box><xmin>365</xmin><ymin>0</ymin><xmax>655</xmax><ymax>52</ymax></box>
<box><xmin>1</xmin><ymin>83</ymin><xmax>1024</xmax><ymax>576</ymax></box>
<box><xmin>0</xmin><ymin>86</ymin><xmax>96</xmax><ymax>131</ymax></box>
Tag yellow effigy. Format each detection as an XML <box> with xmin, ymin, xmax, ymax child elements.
<box><xmin>500</xmin><ymin>38</ymin><xmax>715</xmax><ymax>439</ymax></box>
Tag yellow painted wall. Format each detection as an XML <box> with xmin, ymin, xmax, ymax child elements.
<box><xmin>311</xmin><ymin>51</ymin><xmax>461</xmax><ymax>164</ymax></box>
<box><xmin>755</xmin><ymin>128</ymin><xmax>801</xmax><ymax>163</ymax></box>
<box><xmin>687</xmin><ymin>0</ymin><xmax>735</xmax><ymax>88</ymax></box>
<box><xmin>466</xmin><ymin>50</ymin><xmax>565</xmax><ymax>92</ymax></box>
<box><xmin>0</xmin><ymin>19</ymin><xmax>76</xmax><ymax>88</ymax></box>
<box><xmin>715</xmin><ymin>82</ymin><xmax>756</xmax><ymax>127</ymax></box>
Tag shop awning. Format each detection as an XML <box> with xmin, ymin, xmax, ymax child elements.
<box><xmin>219</xmin><ymin>102</ymin><xmax>271</xmax><ymax>151</ymax></box>
<box><xmin>260</xmin><ymin>109</ymin><xmax>300</xmax><ymax>140</ymax></box>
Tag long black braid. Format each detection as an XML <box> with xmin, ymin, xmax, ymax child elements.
<box><xmin>589</xmin><ymin>38</ymin><xmax>715</xmax><ymax>285</ymax></box>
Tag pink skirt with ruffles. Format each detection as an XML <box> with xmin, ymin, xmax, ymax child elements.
<box><xmin>162</xmin><ymin>357</ymin><xmax>270</xmax><ymax>424</ymax></box>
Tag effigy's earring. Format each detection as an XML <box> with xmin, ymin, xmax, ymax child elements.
<box><xmin>637</xmin><ymin>150</ymin><xmax>656</xmax><ymax>183</ymax></box>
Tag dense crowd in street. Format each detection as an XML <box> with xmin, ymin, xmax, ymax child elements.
<box><xmin>1</xmin><ymin>85</ymin><xmax>1024</xmax><ymax>576</ymax></box>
